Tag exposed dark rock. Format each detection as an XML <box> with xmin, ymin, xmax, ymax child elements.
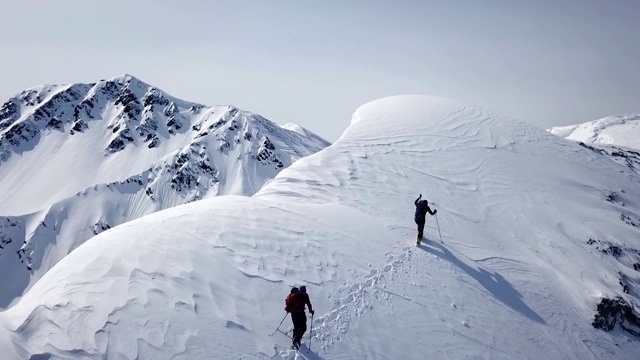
<box><xmin>255</xmin><ymin>136</ymin><xmax>283</xmax><ymax>168</ymax></box>
<box><xmin>114</xmin><ymin>89</ymin><xmax>138</xmax><ymax>107</ymax></box>
<box><xmin>586</xmin><ymin>238</ymin><xmax>640</xmax><ymax>277</ymax></box>
<box><xmin>107</xmin><ymin>138</ymin><xmax>126</xmax><ymax>153</ymax></box>
<box><xmin>3</xmin><ymin>121</ymin><xmax>38</xmax><ymax>146</ymax></box>
<box><xmin>70</xmin><ymin>119</ymin><xmax>88</xmax><ymax>134</ymax></box>
<box><xmin>621</xmin><ymin>213</ymin><xmax>638</xmax><ymax>227</ymax></box>
<box><xmin>148</xmin><ymin>135</ymin><xmax>159</xmax><ymax>149</ymax></box>
<box><xmin>142</xmin><ymin>88</ymin><xmax>169</xmax><ymax>107</ymax></box>
<box><xmin>167</xmin><ymin>116</ymin><xmax>184</xmax><ymax>134</ymax></box>
<box><xmin>108</xmin><ymin>129</ymin><xmax>135</xmax><ymax>153</ymax></box>
<box><xmin>18</xmin><ymin>89</ymin><xmax>41</xmax><ymax>106</ymax></box>
<box><xmin>122</xmin><ymin>102</ymin><xmax>142</xmax><ymax>120</ymax></box>
<box><xmin>17</xmin><ymin>243</ymin><xmax>33</xmax><ymax>271</ymax></box>
<box><xmin>208</xmin><ymin>116</ymin><xmax>228</xmax><ymax>131</ymax></box>
<box><xmin>217</xmin><ymin>136</ymin><xmax>230</xmax><ymax>152</ymax></box>
<box><xmin>0</xmin><ymin>233</ymin><xmax>12</xmax><ymax>255</ymax></box>
<box><xmin>228</xmin><ymin>120</ymin><xmax>240</xmax><ymax>132</ymax></box>
<box><xmin>262</xmin><ymin>136</ymin><xmax>275</xmax><ymax>151</ymax></box>
<box><xmin>619</xmin><ymin>272</ymin><xmax>630</xmax><ymax>294</ymax></box>
<box><xmin>168</xmin><ymin>145</ymin><xmax>218</xmax><ymax>192</ymax></box>
<box><xmin>47</xmin><ymin>117</ymin><xmax>63</xmax><ymax>130</ymax></box>
<box><xmin>91</xmin><ymin>221</ymin><xmax>111</xmax><ymax>235</ymax></box>
<box><xmin>163</xmin><ymin>103</ymin><xmax>178</xmax><ymax>116</ymax></box>
<box><xmin>0</xmin><ymin>99</ymin><xmax>20</xmax><ymax>129</ymax></box>
<box><xmin>579</xmin><ymin>142</ymin><xmax>640</xmax><ymax>175</ymax></box>
<box><xmin>593</xmin><ymin>296</ymin><xmax>640</xmax><ymax>338</ymax></box>
<box><xmin>605</xmin><ymin>245</ymin><xmax>623</xmax><ymax>257</ymax></box>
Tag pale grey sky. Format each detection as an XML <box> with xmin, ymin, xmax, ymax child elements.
<box><xmin>1</xmin><ymin>0</ymin><xmax>638</xmax><ymax>141</ymax></box>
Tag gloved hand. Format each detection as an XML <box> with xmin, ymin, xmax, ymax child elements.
<box><xmin>433</xmin><ymin>209</ymin><xmax>437</xmax><ymax>214</ymax></box>
<box><xmin>419</xmin><ymin>194</ymin><xmax>422</xmax><ymax>198</ymax></box>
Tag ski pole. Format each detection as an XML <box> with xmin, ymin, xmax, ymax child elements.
<box><xmin>436</xmin><ymin>212</ymin><xmax>443</xmax><ymax>244</ymax></box>
<box><xmin>308</xmin><ymin>313</ymin><xmax>314</xmax><ymax>353</ymax></box>
<box><xmin>270</xmin><ymin>313</ymin><xmax>288</xmax><ymax>336</ymax></box>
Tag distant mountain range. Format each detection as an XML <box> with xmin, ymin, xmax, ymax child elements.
<box><xmin>0</xmin><ymin>75</ymin><xmax>329</xmax><ymax>309</ymax></box>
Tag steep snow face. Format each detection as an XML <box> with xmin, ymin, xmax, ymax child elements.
<box><xmin>0</xmin><ymin>75</ymin><xmax>330</xmax><ymax>309</ymax></box>
<box><xmin>549</xmin><ymin>114</ymin><xmax>640</xmax><ymax>175</ymax></box>
<box><xmin>1</xmin><ymin>95</ymin><xmax>640</xmax><ymax>360</ymax></box>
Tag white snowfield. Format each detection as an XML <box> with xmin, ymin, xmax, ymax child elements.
<box><xmin>549</xmin><ymin>114</ymin><xmax>640</xmax><ymax>150</ymax></box>
<box><xmin>1</xmin><ymin>95</ymin><xmax>639</xmax><ymax>359</ymax></box>
<box><xmin>548</xmin><ymin>114</ymin><xmax>640</xmax><ymax>176</ymax></box>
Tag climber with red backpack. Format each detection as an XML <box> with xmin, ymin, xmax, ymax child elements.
<box><xmin>284</xmin><ymin>286</ymin><xmax>314</xmax><ymax>350</ymax></box>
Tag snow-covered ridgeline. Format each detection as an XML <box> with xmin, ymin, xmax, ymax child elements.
<box><xmin>1</xmin><ymin>96</ymin><xmax>639</xmax><ymax>359</ymax></box>
<box><xmin>549</xmin><ymin>114</ymin><xmax>640</xmax><ymax>175</ymax></box>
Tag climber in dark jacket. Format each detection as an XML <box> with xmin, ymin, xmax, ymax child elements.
<box><xmin>414</xmin><ymin>194</ymin><xmax>436</xmax><ymax>244</ymax></box>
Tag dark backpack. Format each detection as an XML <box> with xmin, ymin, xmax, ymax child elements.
<box><xmin>415</xmin><ymin>200</ymin><xmax>429</xmax><ymax>220</ymax></box>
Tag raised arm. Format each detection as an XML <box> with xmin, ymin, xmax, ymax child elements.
<box><xmin>414</xmin><ymin>194</ymin><xmax>422</xmax><ymax>206</ymax></box>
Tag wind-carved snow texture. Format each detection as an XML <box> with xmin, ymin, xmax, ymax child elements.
<box><xmin>0</xmin><ymin>75</ymin><xmax>330</xmax><ymax>309</ymax></box>
<box><xmin>3</xmin><ymin>95</ymin><xmax>640</xmax><ymax>359</ymax></box>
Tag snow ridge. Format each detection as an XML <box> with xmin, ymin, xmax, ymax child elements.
<box><xmin>1</xmin><ymin>95</ymin><xmax>640</xmax><ymax>359</ymax></box>
<box><xmin>549</xmin><ymin>114</ymin><xmax>640</xmax><ymax>174</ymax></box>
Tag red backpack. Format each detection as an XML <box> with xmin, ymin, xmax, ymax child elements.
<box><xmin>284</xmin><ymin>291</ymin><xmax>299</xmax><ymax>312</ymax></box>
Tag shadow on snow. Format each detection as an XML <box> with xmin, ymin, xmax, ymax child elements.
<box><xmin>273</xmin><ymin>328</ymin><xmax>326</xmax><ymax>360</ymax></box>
<box><xmin>418</xmin><ymin>238</ymin><xmax>546</xmax><ymax>325</ymax></box>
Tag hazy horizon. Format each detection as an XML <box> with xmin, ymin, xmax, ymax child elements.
<box><xmin>1</xmin><ymin>0</ymin><xmax>638</xmax><ymax>141</ymax></box>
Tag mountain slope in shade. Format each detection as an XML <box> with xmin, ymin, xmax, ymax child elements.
<box><xmin>0</xmin><ymin>75</ymin><xmax>330</xmax><ymax>309</ymax></box>
<box><xmin>549</xmin><ymin>114</ymin><xmax>640</xmax><ymax>175</ymax></box>
<box><xmin>1</xmin><ymin>95</ymin><xmax>639</xmax><ymax>359</ymax></box>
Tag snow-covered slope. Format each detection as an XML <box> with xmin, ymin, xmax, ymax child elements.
<box><xmin>549</xmin><ymin>114</ymin><xmax>640</xmax><ymax>174</ymax></box>
<box><xmin>0</xmin><ymin>74</ymin><xmax>329</xmax><ymax>214</ymax></box>
<box><xmin>549</xmin><ymin>114</ymin><xmax>640</xmax><ymax>150</ymax></box>
<box><xmin>0</xmin><ymin>75</ymin><xmax>330</xmax><ymax>309</ymax></box>
<box><xmin>1</xmin><ymin>95</ymin><xmax>639</xmax><ymax>359</ymax></box>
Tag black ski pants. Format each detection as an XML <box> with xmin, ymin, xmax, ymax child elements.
<box><xmin>291</xmin><ymin>311</ymin><xmax>307</xmax><ymax>344</ymax></box>
<box><xmin>415</xmin><ymin>218</ymin><xmax>425</xmax><ymax>239</ymax></box>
